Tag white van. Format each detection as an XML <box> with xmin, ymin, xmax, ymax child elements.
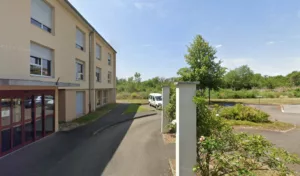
<box><xmin>148</xmin><ymin>93</ymin><xmax>162</xmax><ymax>109</ymax></box>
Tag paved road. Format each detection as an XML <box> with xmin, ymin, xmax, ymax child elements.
<box><xmin>247</xmin><ymin>104</ymin><xmax>300</xmax><ymax>125</ymax></box>
<box><xmin>0</xmin><ymin>104</ymin><xmax>169</xmax><ymax>176</ymax></box>
<box><xmin>102</xmin><ymin>115</ymin><xmax>169</xmax><ymax>176</ymax></box>
<box><xmin>239</xmin><ymin>104</ymin><xmax>300</xmax><ymax>172</ymax></box>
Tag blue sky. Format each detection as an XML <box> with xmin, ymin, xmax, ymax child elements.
<box><xmin>69</xmin><ymin>0</ymin><xmax>300</xmax><ymax>80</ymax></box>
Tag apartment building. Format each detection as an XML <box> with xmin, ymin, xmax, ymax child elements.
<box><xmin>0</xmin><ymin>0</ymin><xmax>116</xmax><ymax>156</ymax></box>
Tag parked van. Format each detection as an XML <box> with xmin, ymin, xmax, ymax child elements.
<box><xmin>148</xmin><ymin>93</ymin><xmax>162</xmax><ymax>109</ymax></box>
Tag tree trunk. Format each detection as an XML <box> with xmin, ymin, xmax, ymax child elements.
<box><xmin>208</xmin><ymin>88</ymin><xmax>211</xmax><ymax>105</ymax></box>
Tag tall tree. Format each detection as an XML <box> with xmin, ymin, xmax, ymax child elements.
<box><xmin>224</xmin><ymin>65</ymin><xmax>254</xmax><ymax>90</ymax></box>
<box><xmin>178</xmin><ymin>35</ymin><xmax>226</xmax><ymax>104</ymax></box>
<box><xmin>287</xmin><ymin>71</ymin><xmax>300</xmax><ymax>86</ymax></box>
<box><xmin>134</xmin><ymin>72</ymin><xmax>141</xmax><ymax>83</ymax></box>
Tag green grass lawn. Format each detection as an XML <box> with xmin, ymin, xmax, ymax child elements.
<box><xmin>226</xmin><ymin>119</ymin><xmax>295</xmax><ymax>131</ymax></box>
<box><xmin>211</xmin><ymin>98</ymin><xmax>300</xmax><ymax>105</ymax></box>
<box><xmin>73</xmin><ymin>103</ymin><xmax>118</xmax><ymax>124</ymax></box>
<box><xmin>123</xmin><ymin>103</ymin><xmax>153</xmax><ymax>114</ymax></box>
<box><xmin>118</xmin><ymin>98</ymin><xmax>300</xmax><ymax>106</ymax></box>
<box><xmin>117</xmin><ymin>99</ymin><xmax>149</xmax><ymax>104</ymax></box>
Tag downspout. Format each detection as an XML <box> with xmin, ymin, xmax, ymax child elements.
<box><xmin>88</xmin><ymin>30</ymin><xmax>94</xmax><ymax>113</ymax></box>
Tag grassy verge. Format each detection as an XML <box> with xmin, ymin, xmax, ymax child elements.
<box><xmin>73</xmin><ymin>103</ymin><xmax>118</xmax><ymax>124</ymax></box>
<box><xmin>211</xmin><ymin>98</ymin><xmax>300</xmax><ymax>105</ymax></box>
<box><xmin>226</xmin><ymin>119</ymin><xmax>295</xmax><ymax>131</ymax></box>
<box><xmin>123</xmin><ymin>103</ymin><xmax>153</xmax><ymax>114</ymax></box>
<box><xmin>117</xmin><ymin>99</ymin><xmax>148</xmax><ymax>104</ymax></box>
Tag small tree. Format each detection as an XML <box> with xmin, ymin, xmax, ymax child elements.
<box><xmin>178</xmin><ymin>35</ymin><xmax>225</xmax><ymax>104</ymax></box>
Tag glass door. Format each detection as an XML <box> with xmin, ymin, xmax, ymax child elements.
<box><xmin>12</xmin><ymin>98</ymin><xmax>22</xmax><ymax>148</ymax></box>
<box><xmin>24</xmin><ymin>95</ymin><xmax>34</xmax><ymax>144</ymax></box>
<box><xmin>1</xmin><ymin>98</ymin><xmax>12</xmax><ymax>154</ymax></box>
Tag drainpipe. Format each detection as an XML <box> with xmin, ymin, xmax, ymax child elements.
<box><xmin>88</xmin><ymin>30</ymin><xmax>94</xmax><ymax>113</ymax></box>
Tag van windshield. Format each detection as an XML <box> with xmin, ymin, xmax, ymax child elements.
<box><xmin>155</xmin><ymin>96</ymin><xmax>162</xmax><ymax>101</ymax></box>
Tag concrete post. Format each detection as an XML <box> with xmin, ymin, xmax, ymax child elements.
<box><xmin>161</xmin><ymin>86</ymin><xmax>170</xmax><ymax>133</ymax></box>
<box><xmin>175</xmin><ymin>82</ymin><xmax>198</xmax><ymax>176</ymax></box>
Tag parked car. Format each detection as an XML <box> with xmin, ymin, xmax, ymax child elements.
<box><xmin>148</xmin><ymin>93</ymin><xmax>162</xmax><ymax>109</ymax></box>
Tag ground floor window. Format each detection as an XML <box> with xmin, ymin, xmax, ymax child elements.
<box><xmin>103</xmin><ymin>90</ymin><xmax>107</xmax><ymax>104</ymax></box>
<box><xmin>0</xmin><ymin>90</ymin><xmax>55</xmax><ymax>157</ymax></box>
<box><xmin>96</xmin><ymin>90</ymin><xmax>102</xmax><ymax>106</ymax></box>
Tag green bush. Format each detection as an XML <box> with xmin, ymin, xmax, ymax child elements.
<box><xmin>193</xmin><ymin>97</ymin><xmax>300</xmax><ymax>176</ymax></box>
<box><xmin>220</xmin><ymin>104</ymin><xmax>269</xmax><ymax>123</ymax></box>
<box><xmin>294</xmin><ymin>88</ymin><xmax>300</xmax><ymax>97</ymax></box>
<box><xmin>116</xmin><ymin>92</ymin><xmax>131</xmax><ymax>99</ymax></box>
<box><xmin>130</xmin><ymin>92</ymin><xmax>143</xmax><ymax>99</ymax></box>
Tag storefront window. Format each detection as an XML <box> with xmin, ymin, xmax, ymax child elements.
<box><xmin>1</xmin><ymin>99</ymin><xmax>11</xmax><ymax>127</ymax></box>
<box><xmin>13</xmin><ymin>99</ymin><xmax>21</xmax><ymax>123</ymax></box>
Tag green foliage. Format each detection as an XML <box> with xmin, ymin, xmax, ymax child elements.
<box><xmin>117</xmin><ymin>73</ymin><xmax>178</xmax><ymax>99</ymax></box>
<box><xmin>287</xmin><ymin>71</ymin><xmax>300</xmax><ymax>86</ymax></box>
<box><xmin>165</xmin><ymin>86</ymin><xmax>176</xmax><ymax>122</ymax></box>
<box><xmin>177</xmin><ymin>35</ymin><xmax>226</xmax><ymax>100</ymax></box>
<box><xmin>219</xmin><ymin>104</ymin><xmax>270</xmax><ymax>123</ymax></box>
<box><xmin>224</xmin><ymin>65</ymin><xmax>254</xmax><ymax>90</ymax></box>
<box><xmin>207</xmin><ymin>88</ymin><xmax>300</xmax><ymax>99</ymax></box>
<box><xmin>192</xmin><ymin>98</ymin><xmax>300</xmax><ymax>176</ymax></box>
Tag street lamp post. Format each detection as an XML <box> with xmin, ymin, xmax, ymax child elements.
<box><xmin>256</xmin><ymin>95</ymin><xmax>263</xmax><ymax>110</ymax></box>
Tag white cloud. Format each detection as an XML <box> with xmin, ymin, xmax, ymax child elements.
<box><xmin>132</xmin><ymin>0</ymin><xmax>167</xmax><ymax>17</ymax></box>
<box><xmin>142</xmin><ymin>44</ymin><xmax>153</xmax><ymax>47</ymax></box>
<box><xmin>215</xmin><ymin>44</ymin><xmax>222</xmax><ymax>48</ymax></box>
<box><xmin>266</xmin><ymin>41</ymin><xmax>275</xmax><ymax>45</ymax></box>
<box><xmin>133</xmin><ymin>2</ymin><xmax>155</xmax><ymax>10</ymax></box>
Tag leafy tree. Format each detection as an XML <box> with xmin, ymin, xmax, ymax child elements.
<box><xmin>224</xmin><ymin>65</ymin><xmax>254</xmax><ymax>90</ymax></box>
<box><xmin>287</xmin><ymin>71</ymin><xmax>300</xmax><ymax>86</ymax></box>
<box><xmin>178</xmin><ymin>35</ymin><xmax>226</xmax><ymax>104</ymax></box>
<box><xmin>134</xmin><ymin>72</ymin><xmax>141</xmax><ymax>83</ymax></box>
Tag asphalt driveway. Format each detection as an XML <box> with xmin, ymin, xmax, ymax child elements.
<box><xmin>0</xmin><ymin>104</ymin><xmax>168</xmax><ymax>176</ymax></box>
<box><xmin>239</xmin><ymin>104</ymin><xmax>300</xmax><ymax>172</ymax></box>
<box><xmin>247</xmin><ymin>104</ymin><xmax>300</xmax><ymax>125</ymax></box>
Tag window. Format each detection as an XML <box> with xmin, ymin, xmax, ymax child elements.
<box><xmin>97</xmin><ymin>90</ymin><xmax>102</xmax><ymax>106</ymax></box>
<box><xmin>31</xmin><ymin>0</ymin><xmax>52</xmax><ymax>33</ymax></box>
<box><xmin>30</xmin><ymin>43</ymin><xmax>52</xmax><ymax>77</ymax></box>
<box><xmin>108</xmin><ymin>53</ymin><xmax>112</xmax><ymax>65</ymax></box>
<box><xmin>76</xmin><ymin>61</ymin><xmax>84</xmax><ymax>80</ymax></box>
<box><xmin>76</xmin><ymin>28</ymin><xmax>85</xmax><ymax>51</ymax></box>
<box><xmin>103</xmin><ymin>90</ymin><xmax>107</xmax><ymax>104</ymax></box>
<box><xmin>96</xmin><ymin>67</ymin><xmax>101</xmax><ymax>82</ymax></box>
<box><xmin>96</xmin><ymin>44</ymin><xmax>101</xmax><ymax>60</ymax></box>
<box><xmin>108</xmin><ymin>71</ymin><xmax>111</xmax><ymax>84</ymax></box>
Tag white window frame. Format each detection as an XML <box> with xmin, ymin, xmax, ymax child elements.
<box><xmin>96</xmin><ymin>67</ymin><xmax>101</xmax><ymax>82</ymax></box>
<box><xmin>108</xmin><ymin>71</ymin><xmax>111</xmax><ymax>84</ymax></box>
<box><xmin>76</xmin><ymin>60</ymin><xmax>84</xmax><ymax>81</ymax></box>
<box><xmin>108</xmin><ymin>53</ymin><xmax>112</xmax><ymax>65</ymax></box>
<box><xmin>76</xmin><ymin>28</ymin><xmax>85</xmax><ymax>51</ymax></box>
<box><xmin>96</xmin><ymin>44</ymin><xmax>101</xmax><ymax>60</ymax></box>
<box><xmin>30</xmin><ymin>43</ymin><xmax>53</xmax><ymax>77</ymax></box>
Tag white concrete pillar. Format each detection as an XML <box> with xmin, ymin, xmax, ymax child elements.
<box><xmin>161</xmin><ymin>86</ymin><xmax>170</xmax><ymax>133</ymax></box>
<box><xmin>175</xmin><ymin>82</ymin><xmax>198</xmax><ymax>176</ymax></box>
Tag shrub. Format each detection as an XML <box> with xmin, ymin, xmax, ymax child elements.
<box><xmin>193</xmin><ymin>97</ymin><xmax>300</xmax><ymax>176</ymax></box>
<box><xmin>165</xmin><ymin>91</ymin><xmax>176</xmax><ymax>122</ymax></box>
<box><xmin>116</xmin><ymin>92</ymin><xmax>131</xmax><ymax>99</ymax></box>
<box><xmin>220</xmin><ymin>104</ymin><xmax>269</xmax><ymax>123</ymax></box>
<box><xmin>130</xmin><ymin>92</ymin><xmax>143</xmax><ymax>99</ymax></box>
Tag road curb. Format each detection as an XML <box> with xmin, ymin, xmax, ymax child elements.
<box><xmin>169</xmin><ymin>159</ymin><xmax>175</xmax><ymax>176</ymax></box>
<box><xmin>234</xmin><ymin>124</ymin><xmax>297</xmax><ymax>133</ymax></box>
<box><xmin>92</xmin><ymin>112</ymin><xmax>158</xmax><ymax>136</ymax></box>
